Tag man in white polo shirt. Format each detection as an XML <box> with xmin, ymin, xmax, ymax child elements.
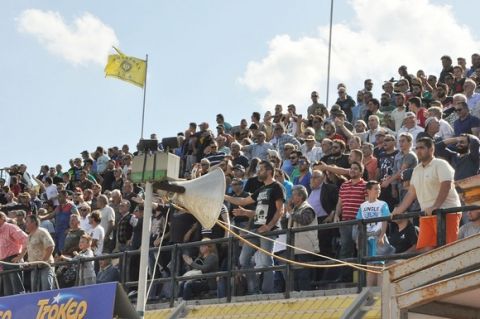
<box><xmin>393</xmin><ymin>137</ymin><xmax>461</xmax><ymax>251</ymax></box>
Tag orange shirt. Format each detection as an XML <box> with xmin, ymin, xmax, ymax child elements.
<box><xmin>364</xmin><ymin>156</ymin><xmax>378</xmax><ymax>181</ymax></box>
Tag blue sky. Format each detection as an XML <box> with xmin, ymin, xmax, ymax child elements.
<box><xmin>1</xmin><ymin>0</ymin><xmax>479</xmax><ymax>174</ymax></box>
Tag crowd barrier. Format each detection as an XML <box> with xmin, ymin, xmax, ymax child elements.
<box><xmin>1</xmin><ymin>205</ymin><xmax>478</xmax><ymax>308</ymax></box>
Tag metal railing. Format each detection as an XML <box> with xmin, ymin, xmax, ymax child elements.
<box><xmin>1</xmin><ymin>205</ymin><xmax>478</xmax><ymax>307</ymax></box>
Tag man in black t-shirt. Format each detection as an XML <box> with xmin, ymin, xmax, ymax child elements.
<box><xmin>224</xmin><ymin>160</ymin><xmax>285</xmax><ymax>294</ymax></box>
<box><xmin>388</xmin><ymin>219</ymin><xmax>418</xmax><ymax>254</ymax></box>
<box><xmin>377</xmin><ymin>134</ymin><xmax>399</xmax><ymax>210</ymax></box>
<box><xmin>320</xmin><ymin>139</ymin><xmax>349</xmax><ymax>169</ymax></box>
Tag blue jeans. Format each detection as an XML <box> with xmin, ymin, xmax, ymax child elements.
<box><xmin>31</xmin><ymin>266</ymin><xmax>55</xmax><ymax>292</ymax></box>
<box><xmin>339</xmin><ymin>224</ymin><xmax>355</xmax><ymax>259</ymax></box>
<box><xmin>239</xmin><ymin>232</ymin><xmax>275</xmax><ymax>294</ymax></box>
<box><xmin>1</xmin><ymin>256</ymin><xmax>25</xmax><ymax>295</ymax></box>
<box><xmin>338</xmin><ymin>224</ymin><xmax>355</xmax><ymax>281</ymax></box>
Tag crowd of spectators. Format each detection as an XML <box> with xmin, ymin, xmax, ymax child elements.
<box><xmin>1</xmin><ymin>53</ymin><xmax>480</xmax><ymax>299</ymax></box>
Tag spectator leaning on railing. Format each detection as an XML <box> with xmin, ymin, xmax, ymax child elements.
<box><xmin>21</xmin><ymin>215</ymin><xmax>55</xmax><ymax>292</ymax></box>
<box><xmin>0</xmin><ymin>211</ymin><xmax>28</xmax><ymax>295</ymax></box>
<box><xmin>393</xmin><ymin>137</ymin><xmax>462</xmax><ymax>252</ymax></box>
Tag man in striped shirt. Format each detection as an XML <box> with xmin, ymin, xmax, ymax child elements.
<box><xmin>334</xmin><ymin>162</ymin><xmax>367</xmax><ymax>282</ymax></box>
<box><xmin>0</xmin><ymin>211</ymin><xmax>28</xmax><ymax>295</ymax></box>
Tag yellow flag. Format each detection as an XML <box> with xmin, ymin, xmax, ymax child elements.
<box><xmin>104</xmin><ymin>47</ymin><xmax>146</xmax><ymax>88</ymax></box>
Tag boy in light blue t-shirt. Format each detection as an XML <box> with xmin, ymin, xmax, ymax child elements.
<box><xmin>356</xmin><ymin>180</ymin><xmax>390</xmax><ymax>286</ymax></box>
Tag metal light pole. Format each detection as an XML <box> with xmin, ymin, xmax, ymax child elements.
<box><xmin>325</xmin><ymin>0</ymin><xmax>334</xmax><ymax>108</ymax></box>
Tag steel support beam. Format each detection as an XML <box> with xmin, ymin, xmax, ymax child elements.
<box><xmin>396</xmin><ymin>248</ymin><xmax>480</xmax><ymax>292</ymax></box>
<box><xmin>397</xmin><ymin>270</ymin><xmax>480</xmax><ymax>309</ymax></box>
<box><xmin>388</xmin><ymin>234</ymin><xmax>480</xmax><ymax>282</ymax></box>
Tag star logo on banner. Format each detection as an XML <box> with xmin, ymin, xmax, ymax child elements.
<box><xmin>52</xmin><ymin>293</ymin><xmax>61</xmax><ymax>304</ymax></box>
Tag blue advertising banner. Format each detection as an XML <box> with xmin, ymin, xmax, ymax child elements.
<box><xmin>0</xmin><ymin>282</ymin><xmax>117</xmax><ymax>319</ymax></box>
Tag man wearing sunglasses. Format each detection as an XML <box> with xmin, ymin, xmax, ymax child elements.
<box><xmin>452</xmin><ymin>96</ymin><xmax>480</xmax><ymax>136</ymax></box>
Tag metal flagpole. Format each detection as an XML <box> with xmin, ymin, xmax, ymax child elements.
<box><xmin>140</xmin><ymin>54</ymin><xmax>149</xmax><ymax>139</ymax></box>
<box><xmin>325</xmin><ymin>0</ymin><xmax>334</xmax><ymax>108</ymax></box>
<box><xmin>136</xmin><ymin>53</ymin><xmax>152</xmax><ymax>318</ymax></box>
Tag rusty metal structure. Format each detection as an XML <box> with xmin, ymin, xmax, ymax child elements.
<box><xmin>381</xmin><ymin>233</ymin><xmax>480</xmax><ymax>318</ymax></box>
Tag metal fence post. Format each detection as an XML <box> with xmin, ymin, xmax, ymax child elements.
<box><xmin>436</xmin><ymin>209</ymin><xmax>447</xmax><ymax>247</ymax></box>
<box><xmin>226</xmin><ymin>236</ymin><xmax>233</xmax><ymax>302</ymax></box>
<box><xmin>284</xmin><ymin>227</ymin><xmax>293</xmax><ymax>299</ymax></box>
<box><xmin>120</xmin><ymin>251</ymin><xmax>128</xmax><ymax>285</ymax></box>
<box><xmin>169</xmin><ymin>244</ymin><xmax>178</xmax><ymax>308</ymax></box>
<box><xmin>357</xmin><ymin>221</ymin><xmax>367</xmax><ymax>292</ymax></box>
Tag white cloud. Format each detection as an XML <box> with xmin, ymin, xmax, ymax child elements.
<box><xmin>240</xmin><ymin>0</ymin><xmax>480</xmax><ymax>112</ymax></box>
<box><xmin>17</xmin><ymin>9</ymin><xmax>119</xmax><ymax>66</ymax></box>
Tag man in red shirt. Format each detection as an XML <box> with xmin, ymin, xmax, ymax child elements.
<box><xmin>0</xmin><ymin>211</ymin><xmax>28</xmax><ymax>295</ymax></box>
<box><xmin>334</xmin><ymin>162</ymin><xmax>367</xmax><ymax>281</ymax></box>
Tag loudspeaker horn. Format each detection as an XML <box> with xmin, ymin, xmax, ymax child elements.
<box><xmin>168</xmin><ymin>168</ymin><xmax>226</xmax><ymax>229</ymax></box>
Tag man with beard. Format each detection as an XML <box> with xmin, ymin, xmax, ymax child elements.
<box><xmin>458</xmin><ymin>209</ymin><xmax>480</xmax><ymax>239</ymax></box>
<box><xmin>377</xmin><ymin>134</ymin><xmax>399</xmax><ymax>210</ymax></box>
<box><xmin>293</xmin><ymin>156</ymin><xmax>312</xmax><ymax>193</ymax></box>
<box><xmin>436</xmin><ymin>134</ymin><xmax>479</xmax><ymax>181</ymax></box>
<box><xmin>322</xmin><ymin>121</ymin><xmax>345</xmax><ymax>142</ymax></box>
<box><xmin>288</xmin><ymin>151</ymin><xmax>302</xmax><ymax>182</ymax></box>
<box><xmin>320</xmin><ymin>139</ymin><xmax>349</xmax><ymax>169</ymax></box>
<box><xmin>224</xmin><ymin>160</ymin><xmax>285</xmax><ymax>294</ymax></box>
<box><xmin>333</xmin><ymin>162</ymin><xmax>367</xmax><ymax>282</ymax></box>
<box><xmin>363</xmin><ymin>98</ymin><xmax>385</xmax><ymax>125</ymax></box>
<box><xmin>435</xmin><ymin>83</ymin><xmax>454</xmax><ymax>116</ymax></box>
<box><xmin>393</xmin><ymin>137</ymin><xmax>461</xmax><ymax>252</ymax></box>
